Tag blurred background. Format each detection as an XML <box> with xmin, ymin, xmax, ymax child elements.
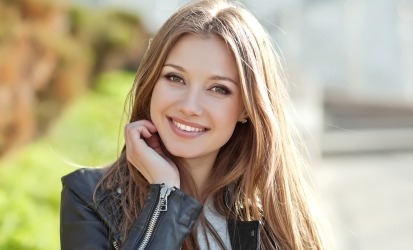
<box><xmin>0</xmin><ymin>0</ymin><xmax>412</xmax><ymax>249</ymax></box>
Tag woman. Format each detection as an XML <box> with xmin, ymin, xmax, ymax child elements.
<box><xmin>60</xmin><ymin>0</ymin><xmax>328</xmax><ymax>249</ymax></box>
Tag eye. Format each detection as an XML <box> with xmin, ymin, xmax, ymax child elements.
<box><xmin>210</xmin><ymin>85</ymin><xmax>231</xmax><ymax>95</ymax></box>
<box><xmin>165</xmin><ymin>74</ymin><xmax>184</xmax><ymax>83</ymax></box>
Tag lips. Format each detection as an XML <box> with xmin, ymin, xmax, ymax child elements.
<box><xmin>169</xmin><ymin>117</ymin><xmax>208</xmax><ymax>133</ymax></box>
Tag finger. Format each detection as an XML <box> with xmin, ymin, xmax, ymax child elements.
<box><xmin>124</xmin><ymin>120</ymin><xmax>151</xmax><ymax>132</ymax></box>
<box><xmin>128</xmin><ymin>120</ymin><xmax>157</xmax><ymax>133</ymax></box>
<box><xmin>138</xmin><ymin>127</ymin><xmax>153</xmax><ymax>139</ymax></box>
<box><xmin>126</xmin><ymin>127</ymin><xmax>152</xmax><ymax>154</ymax></box>
<box><xmin>124</xmin><ymin>124</ymin><xmax>159</xmax><ymax>177</ymax></box>
<box><xmin>126</xmin><ymin>121</ymin><xmax>158</xmax><ymax>141</ymax></box>
<box><xmin>145</xmin><ymin>133</ymin><xmax>163</xmax><ymax>155</ymax></box>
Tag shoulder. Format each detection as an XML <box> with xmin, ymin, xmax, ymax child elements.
<box><xmin>62</xmin><ymin>167</ymin><xmax>106</xmax><ymax>187</ymax></box>
<box><xmin>61</xmin><ymin>167</ymin><xmax>108</xmax><ymax>203</ymax></box>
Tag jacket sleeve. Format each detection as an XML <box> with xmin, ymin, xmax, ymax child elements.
<box><xmin>121</xmin><ymin>184</ymin><xmax>203</xmax><ymax>249</ymax></box>
<box><xmin>60</xmin><ymin>170</ymin><xmax>203</xmax><ymax>250</ymax></box>
<box><xmin>60</xmin><ymin>184</ymin><xmax>111</xmax><ymax>250</ymax></box>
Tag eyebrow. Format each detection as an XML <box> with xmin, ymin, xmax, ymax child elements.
<box><xmin>164</xmin><ymin>63</ymin><xmax>238</xmax><ymax>85</ymax></box>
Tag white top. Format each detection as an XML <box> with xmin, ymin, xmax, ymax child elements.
<box><xmin>196</xmin><ymin>199</ymin><xmax>232</xmax><ymax>250</ymax></box>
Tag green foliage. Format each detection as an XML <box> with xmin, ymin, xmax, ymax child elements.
<box><xmin>0</xmin><ymin>71</ymin><xmax>134</xmax><ymax>249</ymax></box>
<box><xmin>47</xmin><ymin>71</ymin><xmax>133</xmax><ymax>166</ymax></box>
<box><xmin>69</xmin><ymin>5</ymin><xmax>144</xmax><ymax>53</ymax></box>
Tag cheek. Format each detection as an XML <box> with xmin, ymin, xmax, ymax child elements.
<box><xmin>210</xmin><ymin>102</ymin><xmax>242</xmax><ymax>138</ymax></box>
<box><xmin>214</xmin><ymin>99</ymin><xmax>243</xmax><ymax>123</ymax></box>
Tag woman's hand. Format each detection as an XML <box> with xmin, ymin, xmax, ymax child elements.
<box><xmin>125</xmin><ymin>120</ymin><xmax>180</xmax><ymax>188</ymax></box>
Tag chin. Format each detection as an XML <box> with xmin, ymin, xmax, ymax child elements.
<box><xmin>167</xmin><ymin>148</ymin><xmax>197</xmax><ymax>159</ymax></box>
<box><xmin>160</xmin><ymin>139</ymin><xmax>184</xmax><ymax>156</ymax></box>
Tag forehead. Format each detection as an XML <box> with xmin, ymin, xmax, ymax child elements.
<box><xmin>165</xmin><ymin>33</ymin><xmax>240</xmax><ymax>82</ymax></box>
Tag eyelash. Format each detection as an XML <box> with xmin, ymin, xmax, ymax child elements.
<box><xmin>165</xmin><ymin>73</ymin><xmax>184</xmax><ymax>83</ymax></box>
<box><xmin>164</xmin><ymin>73</ymin><xmax>231</xmax><ymax>95</ymax></box>
<box><xmin>210</xmin><ymin>85</ymin><xmax>231</xmax><ymax>95</ymax></box>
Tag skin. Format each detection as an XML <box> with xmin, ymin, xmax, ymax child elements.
<box><xmin>125</xmin><ymin>33</ymin><xmax>246</xmax><ymax>191</ymax></box>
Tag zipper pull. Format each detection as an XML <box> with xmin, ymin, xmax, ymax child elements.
<box><xmin>112</xmin><ymin>234</ymin><xmax>120</xmax><ymax>250</ymax></box>
<box><xmin>112</xmin><ymin>240</ymin><xmax>120</xmax><ymax>250</ymax></box>
<box><xmin>159</xmin><ymin>185</ymin><xmax>174</xmax><ymax>212</ymax></box>
<box><xmin>112</xmin><ymin>233</ymin><xmax>121</xmax><ymax>250</ymax></box>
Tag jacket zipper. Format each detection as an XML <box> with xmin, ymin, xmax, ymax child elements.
<box><xmin>112</xmin><ymin>232</ymin><xmax>121</xmax><ymax>250</ymax></box>
<box><xmin>137</xmin><ymin>184</ymin><xmax>175</xmax><ymax>250</ymax></box>
<box><xmin>112</xmin><ymin>239</ymin><xmax>120</xmax><ymax>250</ymax></box>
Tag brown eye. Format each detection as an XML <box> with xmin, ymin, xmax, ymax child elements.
<box><xmin>211</xmin><ymin>86</ymin><xmax>231</xmax><ymax>95</ymax></box>
<box><xmin>166</xmin><ymin>74</ymin><xmax>184</xmax><ymax>83</ymax></box>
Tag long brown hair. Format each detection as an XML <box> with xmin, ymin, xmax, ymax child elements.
<box><xmin>97</xmin><ymin>0</ymin><xmax>329</xmax><ymax>249</ymax></box>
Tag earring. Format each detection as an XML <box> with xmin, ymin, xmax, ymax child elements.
<box><xmin>241</xmin><ymin>118</ymin><xmax>247</xmax><ymax>124</ymax></box>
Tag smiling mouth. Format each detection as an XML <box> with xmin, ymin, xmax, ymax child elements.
<box><xmin>171</xmin><ymin>119</ymin><xmax>207</xmax><ymax>133</ymax></box>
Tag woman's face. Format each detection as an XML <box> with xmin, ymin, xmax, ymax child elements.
<box><xmin>150</xmin><ymin>33</ymin><xmax>245</xmax><ymax>162</ymax></box>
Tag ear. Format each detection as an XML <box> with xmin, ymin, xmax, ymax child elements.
<box><xmin>238</xmin><ymin>110</ymin><xmax>248</xmax><ymax>123</ymax></box>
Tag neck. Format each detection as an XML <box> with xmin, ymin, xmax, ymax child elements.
<box><xmin>179</xmin><ymin>153</ymin><xmax>217</xmax><ymax>193</ymax></box>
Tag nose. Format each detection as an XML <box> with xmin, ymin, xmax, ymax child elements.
<box><xmin>177</xmin><ymin>87</ymin><xmax>203</xmax><ymax>117</ymax></box>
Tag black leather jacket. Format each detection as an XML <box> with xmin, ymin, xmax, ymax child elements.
<box><xmin>60</xmin><ymin>168</ymin><xmax>260</xmax><ymax>249</ymax></box>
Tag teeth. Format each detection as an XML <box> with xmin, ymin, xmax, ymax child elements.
<box><xmin>173</xmin><ymin>120</ymin><xmax>205</xmax><ymax>132</ymax></box>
